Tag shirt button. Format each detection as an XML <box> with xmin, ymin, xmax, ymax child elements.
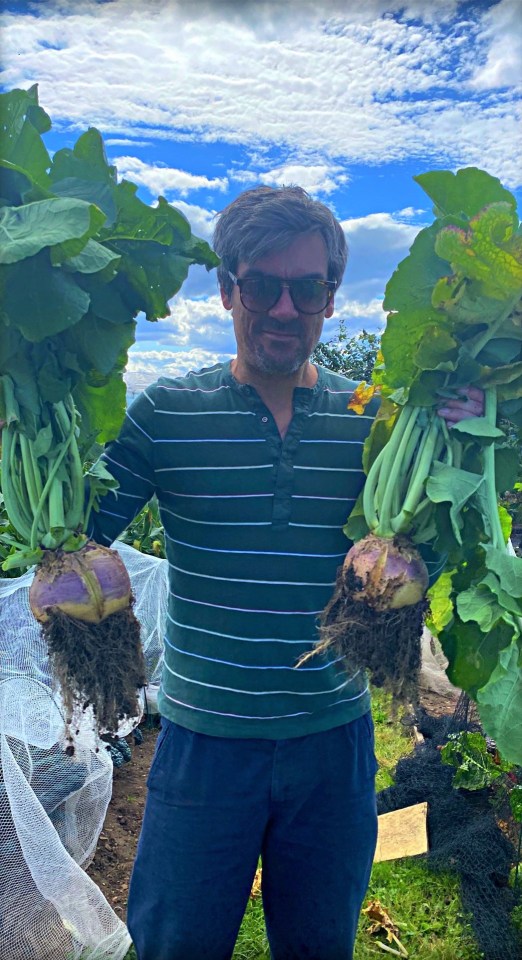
<box><xmin>261</xmin><ymin>416</ymin><xmax>268</xmax><ymax>423</ymax></box>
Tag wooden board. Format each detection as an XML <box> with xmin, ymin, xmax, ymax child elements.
<box><xmin>374</xmin><ymin>802</ymin><xmax>428</xmax><ymax>863</ymax></box>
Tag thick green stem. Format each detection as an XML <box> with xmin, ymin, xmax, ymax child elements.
<box><xmin>19</xmin><ymin>435</ymin><xmax>44</xmax><ymax>521</ymax></box>
<box><xmin>1</xmin><ymin>427</ymin><xmax>33</xmax><ymax>542</ymax></box>
<box><xmin>390</xmin><ymin>414</ymin><xmax>441</xmax><ymax>534</ymax></box>
<box><xmin>374</xmin><ymin>405</ymin><xmax>417</xmax><ymax>512</ymax></box>
<box><xmin>30</xmin><ymin>402</ymin><xmax>76</xmax><ymax>547</ymax></box>
<box><xmin>60</xmin><ymin>397</ymin><xmax>85</xmax><ymax>531</ymax></box>
<box><xmin>362</xmin><ymin>442</ymin><xmax>388</xmax><ymax>531</ymax></box>
<box><xmin>482</xmin><ymin>388</ymin><xmax>505</xmax><ymax>551</ymax></box>
<box><xmin>376</xmin><ymin>405</ymin><xmax>422</xmax><ymax>537</ymax></box>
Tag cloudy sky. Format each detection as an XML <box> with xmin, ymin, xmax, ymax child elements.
<box><xmin>2</xmin><ymin>0</ymin><xmax>521</xmax><ymax>392</ymax></box>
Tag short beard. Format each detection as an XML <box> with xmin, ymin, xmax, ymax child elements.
<box><xmin>251</xmin><ymin>342</ymin><xmax>309</xmax><ymax>376</ymax></box>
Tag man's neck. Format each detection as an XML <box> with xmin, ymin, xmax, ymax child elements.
<box><xmin>230</xmin><ymin>358</ymin><xmax>317</xmax><ymax>438</ymax></box>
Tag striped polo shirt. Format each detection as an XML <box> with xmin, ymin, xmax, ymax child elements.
<box><xmin>92</xmin><ymin>361</ymin><xmax>440</xmax><ymax>739</ymax></box>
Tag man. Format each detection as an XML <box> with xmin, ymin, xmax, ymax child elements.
<box><xmin>90</xmin><ymin>186</ymin><xmax>482</xmax><ymax>960</ymax></box>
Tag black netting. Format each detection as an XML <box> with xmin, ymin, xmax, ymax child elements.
<box><xmin>377</xmin><ymin>694</ymin><xmax>522</xmax><ymax>960</ymax></box>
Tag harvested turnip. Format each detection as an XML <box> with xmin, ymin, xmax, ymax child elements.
<box><xmin>298</xmin><ymin>533</ymin><xmax>429</xmax><ymax>699</ymax></box>
<box><xmin>30</xmin><ymin>543</ymin><xmax>147</xmax><ymax>738</ymax></box>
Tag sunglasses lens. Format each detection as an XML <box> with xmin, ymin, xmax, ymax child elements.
<box><xmin>291</xmin><ymin>279</ymin><xmax>330</xmax><ymax>313</ymax></box>
<box><xmin>239</xmin><ymin>278</ymin><xmax>281</xmax><ymax>311</ymax></box>
<box><xmin>238</xmin><ymin>277</ymin><xmax>332</xmax><ymax>313</ymax></box>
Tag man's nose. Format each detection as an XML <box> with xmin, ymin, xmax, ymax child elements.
<box><xmin>267</xmin><ymin>285</ymin><xmax>299</xmax><ymax>320</ymax></box>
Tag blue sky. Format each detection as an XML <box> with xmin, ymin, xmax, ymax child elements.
<box><xmin>2</xmin><ymin>0</ymin><xmax>521</xmax><ymax>392</ymax></box>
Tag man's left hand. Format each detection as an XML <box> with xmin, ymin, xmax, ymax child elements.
<box><xmin>437</xmin><ymin>387</ymin><xmax>484</xmax><ymax>426</ymax></box>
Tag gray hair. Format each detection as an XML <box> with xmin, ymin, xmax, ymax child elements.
<box><xmin>213</xmin><ymin>185</ymin><xmax>348</xmax><ymax>297</ymax></box>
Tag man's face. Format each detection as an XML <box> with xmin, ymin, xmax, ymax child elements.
<box><xmin>220</xmin><ymin>232</ymin><xmax>335</xmax><ymax>378</ymax></box>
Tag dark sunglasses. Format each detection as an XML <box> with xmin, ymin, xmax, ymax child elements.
<box><xmin>228</xmin><ymin>271</ymin><xmax>336</xmax><ymax>315</ymax></box>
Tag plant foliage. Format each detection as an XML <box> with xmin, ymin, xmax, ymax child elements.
<box><xmin>0</xmin><ymin>85</ymin><xmax>218</xmax><ymax>571</ymax></box>
<box><xmin>344</xmin><ymin>167</ymin><xmax>522</xmax><ymax>764</ymax></box>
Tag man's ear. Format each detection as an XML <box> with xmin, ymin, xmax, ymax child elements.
<box><xmin>324</xmin><ymin>296</ymin><xmax>335</xmax><ymax>320</ymax></box>
<box><xmin>220</xmin><ymin>286</ymin><xmax>233</xmax><ymax>311</ymax></box>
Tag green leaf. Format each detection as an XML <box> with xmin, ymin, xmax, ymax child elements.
<box><xmin>509</xmin><ymin>785</ymin><xmax>522</xmax><ymax>823</ymax></box>
<box><xmin>111</xmin><ymin>241</ymin><xmax>194</xmax><ymax>320</ymax></box>
<box><xmin>456</xmin><ymin>582</ymin><xmax>506</xmax><ymax>632</ymax></box>
<box><xmin>61</xmin><ymin>238</ymin><xmax>120</xmax><ymax>276</ymax></box>
<box><xmin>102</xmin><ymin>181</ymin><xmax>190</xmax><ymax>244</ymax></box>
<box><xmin>383</xmin><ymin>222</ymin><xmax>448</xmax><ymax>313</ymax></box>
<box><xmin>476</xmin><ymin>336</ymin><xmax>522</xmax><ymax>367</ymax></box>
<box><xmin>482</xmin><ymin>571</ymin><xmax>522</xmax><ymax>618</ymax></box>
<box><xmin>477</xmin><ymin>639</ymin><xmax>522</xmax><ymax>766</ymax></box>
<box><xmin>483</xmin><ymin>545</ymin><xmax>522</xmax><ymax>597</ymax></box>
<box><xmin>495</xmin><ymin>446</ymin><xmax>519</xmax><ymax>495</ymax></box>
<box><xmin>50</xmin><ymin>128</ymin><xmax>118</xmax><ymax>223</ymax></box>
<box><xmin>439</xmin><ymin>615</ymin><xmax>515</xmax><ymax>696</ymax></box>
<box><xmin>52</xmin><ymin>178</ymin><xmax>117</xmax><ymax>226</ymax></box>
<box><xmin>0</xmin><ymin>198</ymin><xmax>106</xmax><ymax>264</ymax></box>
<box><xmin>426</xmin><ymin>462</ymin><xmax>484</xmax><ymax>544</ymax></box>
<box><xmin>414</xmin><ymin>326</ymin><xmax>459</xmax><ymax>373</ymax></box>
<box><xmin>0</xmin><ymin>86</ymin><xmax>51</xmax><ymax>192</ymax></box>
<box><xmin>73</xmin><ymin>371</ymin><xmax>127</xmax><ymax>445</ymax></box>
<box><xmin>440</xmin><ymin>731</ymin><xmax>505</xmax><ymax>790</ymax></box>
<box><xmin>61</xmin><ymin>313</ymin><xmax>136</xmax><ymax>377</ymax></box>
<box><xmin>414</xmin><ymin>167</ymin><xmax>516</xmax><ymax>219</ymax></box>
<box><xmin>3</xmin><ymin>253</ymin><xmax>90</xmax><ymax>340</ymax></box>
<box><xmin>449</xmin><ymin>417</ymin><xmax>504</xmax><ymax>440</ymax></box>
<box><xmin>480</xmin><ymin>360</ymin><xmax>522</xmax><ymax>402</ymax></box>
<box><xmin>426</xmin><ymin>569</ymin><xmax>454</xmax><ymax>633</ymax></box>
<box><xmin>435</xmin><ymin>203</ymin><xmax>522</xmax><ymax>301</ymax></box>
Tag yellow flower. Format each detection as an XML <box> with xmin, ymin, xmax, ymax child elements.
<box><xmin>348</xmin><ymin>381</ymin><xmax>378</xmax><ymax>414</ymax></box>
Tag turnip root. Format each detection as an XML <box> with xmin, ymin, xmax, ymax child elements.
<box><xmin>30</xmin><ymin>543</ymin><xmax>147</xmax><ymax>744</ymax></box>
<box><xmin>298</xmin><ymin>534</ymin><xmax>429</xmax><ymax>699</ymax></box>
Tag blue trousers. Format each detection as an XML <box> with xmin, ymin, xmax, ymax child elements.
<box><xmin>127</xmin><ymin>714</ymin><xmax>378</xmax><ymax>960</ymax></box>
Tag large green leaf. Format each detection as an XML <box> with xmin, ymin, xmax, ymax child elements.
<box><xmin>435</xmin><ymin>203</ymin><xmax>522</xmax><ymax>301</ymax></box>
<box><xmin>383</xmin><ymin>222</ymin><xmax>448</xmax><ymax>313</ymax></box>
<box><xmin>0</xmin><ymin>86</ymin><xmax>51</xmax><ymax>191</ymax></box>
<box><xmin>60</xmin><ymin>238</ymin><xmax>120</xmax><ymax>277</ymax></box>
<box><xmin>102</xmin><ymin>181</ymin><xmax>191</xmax><ymax>245</ymax></box>
<box><xmin>50</xmin><ymin>128</ymin><xmax>118</xmax><ymax>222</ymax></box>
<box><xmin>0</xmin><ymin>84</ymin><xmax>218</xmax><ymax>551</ymax></box>
<box><xmin>476</xmin><ymin>639</ymin><xmax>522</xmax><ymax>765</ymax></box>
<box><xmin>111</xmin><ymin>241</ymin><xmax>194</xmax><ymax>319</ymax></box>
<box><xmin>73</xmin><ymin>371</ymin><xmax>127</xmax><ymax>445</ymax></box>
<box><xmin>414</xmin><ymin>167</ymin><xmax>516</xmax><ymax>219</ymax></box>
<box><xmin>0</xmin><ymin>198</ymin><xmax>106</xmax><ymax>264</ymax></box>
<box><xmin>61</xmin><ymin>313</ymin><xmax>136</xmax><ymax>377</ymax></box>
<box><xmin>483</xmin><ymin>544</ymin><xmax>522</xmax><ymax>597</ymax></box>
<box><xmin>456</xmin><ymin>582</ymin><xmax>511</xmax><ymax>632</ymax></box>
<box><xmin>439</xmin><ymin>615</ymin><xmax>515</xmax><ymax>696</ymax></box>
<box><xmin>426</xmin><ymin>462</ymin><xmax>484</xmax><ymax>544</ymax></box>
<box><xmin>3</xmin><ymin>253</ymin><xmax>90</xmax><ymax>340</ymax></box>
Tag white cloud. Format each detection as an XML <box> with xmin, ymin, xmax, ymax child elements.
<box><xmin>125</xmin><ymin>346</ymin><xmax>232</xmax><ymax>392</ymax></box>
<box><xmin>136</xmin><ymin>293</ymin><xmax>235</xmax><ymax>351</ymax></box>
<box><xmin>2</xmin><ymin>0</ymin><xmax>520</xmax><ymax>186</ymax></box>
<box><xmin>167</xmin><ymin>200</ymin><xmax>218</xmax><ymax>240</ymax></box>
<box><xmin>257</xmin><ymin>164</ymin><xmax>349</xmax><ymax>196</ymax></box>
<box><xmin>112</xmin><ymin>156</ymin><xmax>228</xmax><ymax>197</ymax></box>
<box><xmin>469</xmin><ymin>0</ymin><xmax>522</xmax><ymax>91</ymax></box>
<box><xmin>342</xmin><ymin>211</ymin><xmax>420</xmax><ymax>250</ymax></box>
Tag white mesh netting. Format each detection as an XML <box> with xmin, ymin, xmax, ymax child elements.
<box><xmin>0</xmin><ymin>541</ymin><xmax>168</xmax><ymax>960</ymax></box>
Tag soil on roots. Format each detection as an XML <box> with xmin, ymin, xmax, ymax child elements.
<box><xmin>42</xmin><ymin>602</ymin><xmax>147</xmax><ymax>742</ymax></box>
<box><xmin>317</xmin><ymin>564</ymin><xmax>428</xmax><ymax>702</ymax></box>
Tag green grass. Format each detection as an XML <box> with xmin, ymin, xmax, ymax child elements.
<box><xmin>121</xmin><ymin>690</ymin><xmax>485</xmax><ymax>959</ymax></box>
